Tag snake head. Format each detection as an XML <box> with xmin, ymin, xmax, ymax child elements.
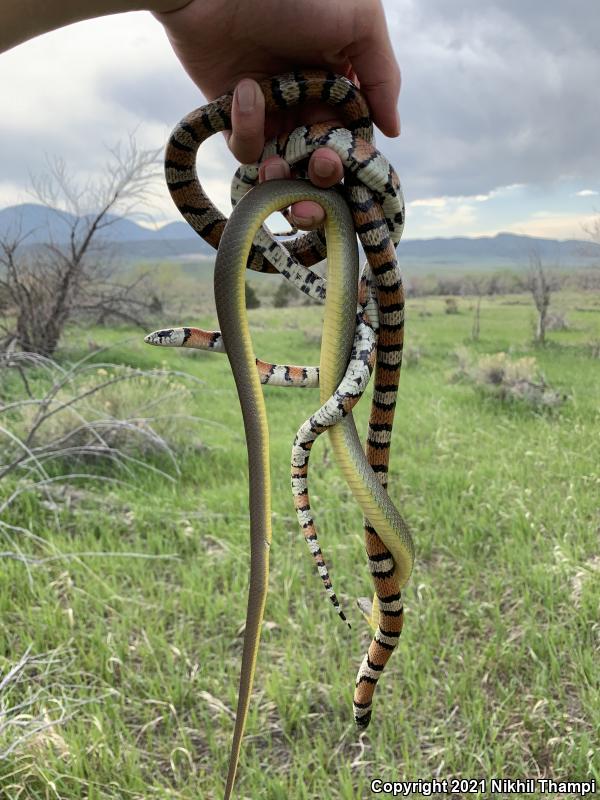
<box><xmin>144</xmin><ymin>327</ymin><xmax>190</xmax><ymax>347</ymax></box>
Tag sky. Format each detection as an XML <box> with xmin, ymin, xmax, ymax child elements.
<box><xmin>0</xmin><ymin>0</ymin><xmax>598</xmax><ymax>240</ymax></box>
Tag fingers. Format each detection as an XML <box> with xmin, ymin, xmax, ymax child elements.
<box><xmin>228</xmin><ymin>78</ymin><xmax>265</xmax><ymax>164</ymax></box>
<box><xmin>308</xmin><ymin>148</ymin><xmax>344</xmax><ymax>186</ymax></box>
<box><xmin>288</xmin><ymin>201</ymin><xmax>325</xmax><ymax>230</ymax></box>
<box><xmin>290</xmin><ymin>148</ymin><xmax>344</xmax><ymax>229</ymax></box>
<box><xmin>355</xmin><ymin>57</ymin><xmax>401</xmax><ymax>137</ymax></box>
<box><xmin>259</xmin><ymin>149</ymin><xmax>343</xmax><ymax>230</ymax></box>
<box><xmin>259</xmin><ymin>156</ymin><xmax>323</xmax><ymax>230</ymax></box>
<box><xmin>258</xmin><ymin>157</ymin><xmax>291</xmax><ymax>183</ymax></box>
<box><xmin>349</xmin><ymin>2</ymin><xmax>402</xmax><ymax>136</ymax></box>
<box><xmin>232</xmin><ymin>76</ymin><xmax>345</xmax><ymax>230</ymax></box>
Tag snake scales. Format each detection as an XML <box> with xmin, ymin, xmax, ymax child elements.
<box><xmin>145</xmin><ymin>70</ymin><xmax>414</xmax><ymax>798</ymax></box>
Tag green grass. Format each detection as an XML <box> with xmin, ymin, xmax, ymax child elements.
<box><xmin>1</xmin><ymin>291</ymin><xmax>599</xmax><ymax>798</ymax></box>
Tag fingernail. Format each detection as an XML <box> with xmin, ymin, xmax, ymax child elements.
<box><xmin>292</xmin><ymin>215</ymin><xmax>315</xmax><ymax>229</ymax></box>
<box><xmin>263</xmin><ymin>162</ymin><xmax>287</xmax><ymax>181</ymax></box>
<box><xmin>236</xmin><ymin>80</ymin><xmax>256</xmax><ymax>114</ymax></box>
<box><xmin>313</xmin><ymin>159</ymin><xmax>336</xmax><ymax>179</ymax></box>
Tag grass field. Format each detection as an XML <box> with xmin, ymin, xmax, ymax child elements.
<box><xmin>1</xmin><ymin>289</ymin><xmax>599</xmax><ymax>799</ymax></box>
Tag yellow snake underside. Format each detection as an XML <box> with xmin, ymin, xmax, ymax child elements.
<box><xmin>146</xmin><ymin>70</ymin><xmax>414</xmax><ymax>799</ymax></box>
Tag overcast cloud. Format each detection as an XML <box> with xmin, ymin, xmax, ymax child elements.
<box><xmin>0</xmin><ymin>0</ymin><xmax>598</xmax><ymax>239</ymax></box>
<box><xmin>393</xmin><ymin>0</ymin><xmax>600</xmax><ymax>197</ymax></box>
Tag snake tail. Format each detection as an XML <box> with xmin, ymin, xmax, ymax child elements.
<box><xmin>291</xmin><ymin>307</ymin><xmax>376</xmax><ymax>628</ymax></box>
<box><xmin>213</xmin><ymin>180</ymin><xmax>358</xmax><ymax>800</ymax></box>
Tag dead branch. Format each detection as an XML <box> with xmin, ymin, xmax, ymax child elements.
<box><xmin>1</xmin><ymin>137</ymin><xmax>162</xmax><ymax>356</ymax></box>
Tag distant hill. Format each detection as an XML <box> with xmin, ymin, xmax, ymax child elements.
<box><xmin>0</xmin><ymin>203</ymin><xmax>213</xmax><ymax>259</ymax></box>
<box><xmin>1</xmin><ymin>202</ymin><xmax>599</xmax><ymax>270</ymax></box>
<box><xmin>398</xmin><ymin>232</ymin><xmax>600</xmax><ymax>269</ymax></box>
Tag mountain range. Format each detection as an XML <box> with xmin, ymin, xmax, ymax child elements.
<box><xmin>0</xmin><ymin>203</ymin><xmax>213</xmax><ymax>258</ymax></box>
<box><xmin>1</xmin><ymin>202</ymin><xmax>599</xmax><ymax>270</ymax></box>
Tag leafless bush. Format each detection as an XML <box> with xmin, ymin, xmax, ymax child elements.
<box><xmin>13</xmin><ymin>364</ymin><xmax>200</xmax><ymax>461</ymax></box>
<box><xmin>2</xmin><ymin>354</ymin><xmax>194</xmax><ymax>477</ymax></box>
<box><xmin>0</xmin><ymin>347</ymin><xmax>209</xmax><ymax>540</ymax></box>
<box><xmin>0</xmin><ymin>137</ymin><xmax>161</xmax><ymax>357</ymax></box>
<box><xmin>525</xmin><ymin>251</ymin><xmax>562</xmax><ymax>344</ymax></box>
<box><xmin>583</xmin><ymin>213</ymin><xmax>600</xmax><ymax>258</ymax></box>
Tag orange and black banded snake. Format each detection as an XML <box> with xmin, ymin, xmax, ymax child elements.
<box><xmin>145</xmin><ymin>70</ymin><xmax>414</xmax><ymax>799</ymax></box>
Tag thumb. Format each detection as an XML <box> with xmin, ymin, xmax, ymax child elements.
<box><xmin>350</xmin><ymin>29</ymin><xmax>401</xmax><ymax>136</ymax></box>
<box><xmin>228</xmin><ymin>78</ymin><xmax>266</xmax><ymax>164</ymax></box>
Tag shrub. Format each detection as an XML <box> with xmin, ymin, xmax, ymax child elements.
<box><xmin>452</xmin><ymin>349</ymin><xmax>565</xmax><ymax>409</ymax></box>
<box><xmin>445</xmin><ymin>298</ymin><xmax>459</xmax><ymax>314</ymax></box>
<box><xmin>302</xmin><ymin>293</ymin><xmax>322</xmax><ymax>307</ymax></box>
<box><xmin>273</xmin><ymin>280</ymin><xmax>298</xmax><ymax>308</ymax></box>
<box><xmin>13</xmin><ymin>365</ymin><xmax>198</xmax><ymax>461</ymax></box>
<box><xmin>245</xmin><ymin>283</ymin><xmax>261</xmax><ymax>309</ymax></box>
<box><xmin>402</xmin><ymin>343</ymin><xmax>422</xmax><ymax>367</ymax></box>
<box><xmin>0</xmin><ymin>351</ymin><xmax>206</xmax><ymax>496</ymax></box>
<box><xmin>545</xmin><ymin>310</ymin><xmax>570</xmax><ymax>331</ymax></box>
<box><xmin>588</xmin><ymin>339</ymin><xmax>600</xmax><ymax>359</ymax></box>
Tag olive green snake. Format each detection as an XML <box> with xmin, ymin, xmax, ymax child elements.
<box><xmin>145</xmin><ymin>70</ymin><xmax>414</xmax><ymax>799</ymax></box>
<box><xmin>213</xmin><ymin>179</ymin><xmax>412</xmax><ymax>798</ymax></box>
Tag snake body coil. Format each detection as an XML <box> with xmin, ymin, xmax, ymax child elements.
<box><xmin>146</xmin><ymin>70</ymin><xmax>414</xmax><ymax>798</ymax></box>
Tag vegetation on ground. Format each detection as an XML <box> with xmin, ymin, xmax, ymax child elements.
<box><xmin>1</xmin><ymin>289</ymin><xmax>599</xmax><ymax>798</ymax></box>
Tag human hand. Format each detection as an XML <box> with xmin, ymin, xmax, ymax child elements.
<box><xmin>154</xmin><ymin>0</ymin><xmax>400</xmax><ymax>228</ymax></box>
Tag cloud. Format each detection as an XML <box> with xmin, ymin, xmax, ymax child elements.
<box><xmin>575</xmin><ymin>189</ymin><xmax>599</xmax><ymax>197</ymax></box>
<box><xmin>406</xmin><ymin>194</ymin><xmax>481</xmax><ymax>237</ymax></box>
<box><xmin>387</xmin><ymin>0</ymin><xmax>600</xmax><ymax>197</ymax></box>
<box><xmin>408</xmin><ymin>187</ymin><xmax>521</xmax><ymax>208</ymax></box>
<box><xmin>483</xmin><ymin>212</ymin><xmax>598</xmax><ymax>241</ymax></box>
<box><xmin>0</xmin><ymin>12</ymin><xmax>239</xmax><ymax>222</ymax></box>
<box><xmin>0</xmin><ymin>1</ymin><xmax>598</xmax><ymax>235</ymax></box>
<box><xmin>409</xmin><ymin>197</ymin><xmax>448</xmax><ymax>208</ymax></box>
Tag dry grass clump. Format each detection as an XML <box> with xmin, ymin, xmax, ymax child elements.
<box><xmin>402</xmin><ymin>342</ymin><xmax>423</xmax><ymax>367</ymax></box>
<box><xmin>587</xmin><ymin>339</ymin><xmax>600</xmax><ymax>359</ymax></box>
<box><xmin>0</xmin><ymin>349</ymin><xmax>206</xmax><ymax>547</ymax></box>
<box><xmin>1</xmin><ymin>352</ymin><xmax>204</xmax><ymax>479</ymax></box>
<box><xmin>0</xmin><ymin>644</ymin><xmax>105</xmax><ymax>762</ymax></box>
<box><xmin>452</xmin><ymin>348</ymin><xmax>565</xmax><ymax>408</ymax></box>
<box><xmin>15</xmin><ymin>365</ymin><xmax>198</xmax><ymax>459</ymax></box>
<box><xmin>545</xmin><ymin>310</ymin><xmax>570</xmax><ymax>331</ymax></box>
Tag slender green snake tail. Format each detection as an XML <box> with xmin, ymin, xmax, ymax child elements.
<box><xmin>214</xmin><ymin>180</ymin><xmax>358</xmax><ymax>800</ymax></box>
